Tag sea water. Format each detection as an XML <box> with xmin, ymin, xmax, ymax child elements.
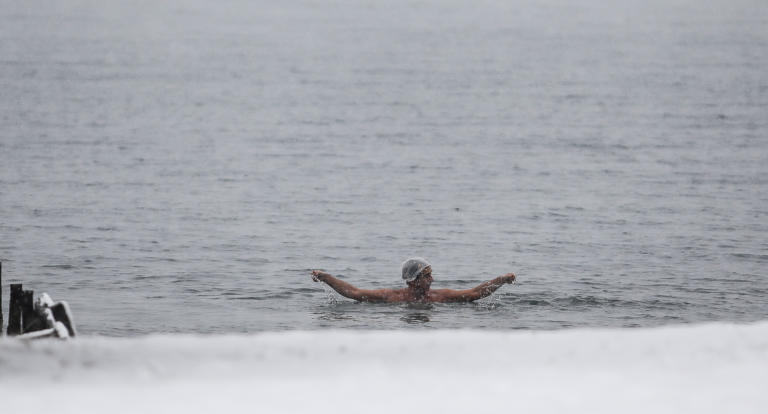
<box><xmin>1</xmin><ymin>0</ymin><xmax>767</xmax><ymax>336</ymax></box>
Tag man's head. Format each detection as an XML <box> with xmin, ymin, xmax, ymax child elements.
<box><xmin>402</xmin><ymin>257</ymin><xmax>433</xmax><ymax>290</ymax></box>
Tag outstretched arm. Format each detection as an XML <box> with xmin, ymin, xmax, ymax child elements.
<box><xmin>442</xmin><ymin>273</ymin><xmax>516</xmax><ymax>303</ymax></box>
<box><xmin>311</xmin><ymin>270</ymin><xmax>392</xmax><ymax>302</ymax></box>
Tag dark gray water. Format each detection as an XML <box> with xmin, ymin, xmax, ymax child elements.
<box><xmin>1</xmin><ymin>0</ymin><xmax>767</xmax><ymax>336</ymax></box>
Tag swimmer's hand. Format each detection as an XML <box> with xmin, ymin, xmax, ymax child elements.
<box><xmin>312</xmin><ymin>270</ymin><xmax>331</xmax><ymax>282</ymax></box>
<box><xmin>502</xmin><ymin>273</ymin><xmax>516</xmax><ymax>283</ymax></box>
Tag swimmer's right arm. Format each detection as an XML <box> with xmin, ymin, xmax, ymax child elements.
<box><xmin>311</xmin><ymin>270</ymin><xmax>391</xmax><ymax>303</ymax></box>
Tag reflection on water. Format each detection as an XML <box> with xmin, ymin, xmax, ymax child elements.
<box><xmin>312</xmin><ymin>301</ymin><xmax>435</xmax><ymax>326</ymax></box>
<box><xmin>401</xmin><ymin>312</ymin><xmax>431</xmax><ymax>324</ymax></box>
<box><xmin>312</xmin><ymin>298</ymin><xmax>512</xmax><ymax>326</ymax></box>
<box><xmin>401</xmin><ymin>303</ymin><xmax>433</xmax><ymax>324</ymax></box>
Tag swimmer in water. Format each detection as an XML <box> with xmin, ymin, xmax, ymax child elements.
<box><xmin>311</xmin><ymin>257</ymin><xmax>516</xmax><ymax>303</ymax></box>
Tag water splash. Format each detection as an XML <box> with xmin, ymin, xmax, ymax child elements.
<box><xmin>477</xmin><ymin>281</ymin><xmax>516</xmax><ymax>310</ymax></box>
<box><xmin>475</xmin><ymin>292</ymin><xmax>502</xmax><ymax>310</ymax></box>
<box><xmin>319</xmin><ymin>283</ymin><xmax>339</xmax><ymax>305</ymax></box>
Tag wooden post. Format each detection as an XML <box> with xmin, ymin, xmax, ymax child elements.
<box><xmin>0</xmin><ymin>261</ymin><xmax>3</xmax><ymax>335</ymax></box>
<box><xmin>7</xmin><ymin>284</ymin><xmax>22</xmax><ymax>336</ymax></box>
<box><xmin>1</xmin><ymin>261</ymin><xmax>3</xmax><ymax>334</ymax></box>
<box><xmin>21</xmin><ymin>288</ymin><xmax>43</xmax><ymax>333</ymax></box>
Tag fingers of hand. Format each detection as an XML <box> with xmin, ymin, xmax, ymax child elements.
<box><xmin>311</xmin><ymin>270</ymin><xmax>323</xmax><ymax>282</ymax></box>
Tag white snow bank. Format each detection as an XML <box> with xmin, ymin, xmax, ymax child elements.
<box><xmin>1</xmin><ymin>322</ymin><xmax>767</xmax><ymax>413</ymax></box>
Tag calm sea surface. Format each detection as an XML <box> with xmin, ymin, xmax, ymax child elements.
<box><xmin>1</xmin><ymin>0</ymin><xmax>766</xmax><ymax>336</ymax></box>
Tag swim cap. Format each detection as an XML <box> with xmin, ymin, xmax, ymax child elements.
<box><xmin>401</xmin><ymin>257</ymin><xmax>431</xmax><ymax>282</ymax></box>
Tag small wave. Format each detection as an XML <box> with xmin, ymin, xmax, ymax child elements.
<box><xmin>291</xmin><ymin>287</ymin><xmax>318</xmax><ymax>294</ymax></box>
<box><xmin>40</xmin><ymin>264</ymin><xmax>74</xmax><ymax>269</ymax></box>
<box><xmin>132</xmin><ymin>275</ymin><xmax>157</xmax><ymax>281</ymax></box>
<box><xmin>731</xmin><ymin>253</ymin><xmax>768</xmax><ymax>262</ymax></box>
<box><xmin>510</xmin><ymin>294</ymin><xmax>687</xmax><ymax>311</ymax></box>
<box><xmin>518</xmin><ymin>299</ymin><xmax>553</xmax><ymax>306</ymax></box>
<box><xmin>555</xmin><ymin>295</ymin><xmax>613</xmax><ymax>306</ymax></box>
<box><xmin>227</xmin><ymin>294</ymin><xmax>292</xmax><ymax>300</ymax></box>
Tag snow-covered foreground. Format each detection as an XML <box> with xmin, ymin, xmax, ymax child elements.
<box><xmin>1</xmin><ymin>322</ymin><xmax>766</xmax><ymax>413</ymax></box>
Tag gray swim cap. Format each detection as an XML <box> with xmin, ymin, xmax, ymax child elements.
<box><xmin>401</xmin><ymin>257</ymin><xmax>431</xmax><ymax>282</ymax></box>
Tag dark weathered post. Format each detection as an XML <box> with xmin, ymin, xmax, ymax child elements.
<box><xmin>1</xmin><ymin>261</ymin><xmax>3</xmax><ymax>334</ymax></box>
<box><xmin>0</xmin><ymin>262</ymin><xmax>3</xmax><ymax>336</ymax></box>
<box><xmin>21</xmin><ymin>288</ymin><xmax>43</xmax><ymax>333</ymax></box>
<box><xmin>7</xmin><ymin>284</ymin><xmax>22</xmax><ymax>335</ymax></box>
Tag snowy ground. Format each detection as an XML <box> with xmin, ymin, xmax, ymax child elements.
<box><xmin>1</xmin><ymin>322</ymin><xmax>766</xmax><ymax>413</ymax></box>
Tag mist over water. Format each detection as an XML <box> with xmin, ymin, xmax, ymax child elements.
<box><xmin>1</xmin><ymin>0</ymin><xmax>767</xmax><ymax>336</ymax></box>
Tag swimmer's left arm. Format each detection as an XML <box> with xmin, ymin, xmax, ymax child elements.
<box><xmin>442</xmin><ymin>273</ymin><xmax>515</xmax><ymax>302</ymax></box>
